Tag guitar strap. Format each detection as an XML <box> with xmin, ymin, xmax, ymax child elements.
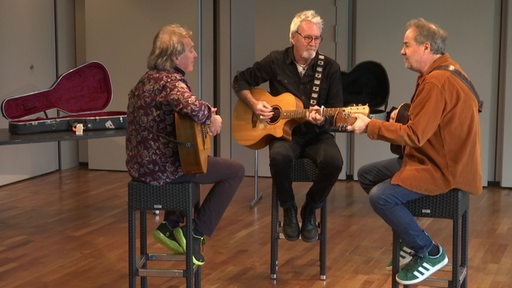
<box><xmin>433</xmin><ymin>65</ymin><xmax>483</xmax><ymax>112</ymax></box>
<box><xmin>309</xmin><ymin>53</ymin><xmax>325</xmax><ymax>106</ymax></box>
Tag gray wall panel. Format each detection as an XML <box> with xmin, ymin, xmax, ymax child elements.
<box><xmin>0</xmin><ymin>0</ymin><xmax>59</xmax><ymax>185</ymax></box>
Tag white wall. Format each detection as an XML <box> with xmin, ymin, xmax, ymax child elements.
<box><xmin>501</xmin><ymin>0</ymin><xmax>512</xmax><ymax>186</ymax></box>
<box><xmin>0</xmin><ymin>1</ymin><xmax>59</xmax><ymax>185</ymax></box>
<box><xmin>0</xmin><ymin>1</ymin><xmax>79</xmax><ymax>186</ymax></box>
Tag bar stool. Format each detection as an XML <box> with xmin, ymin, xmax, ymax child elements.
<box><xmin>270</xmin><ymin>158</ymin><xmax>327</xmax><ymax>281</ymax></box>
<box><xmin>128</xmin><ymin>180</ymin><xmax>201</xmax><ymax>288</ymax></box>
<box><xmin>391</xmin><ymin>189</ymin><xmax>469</xmax><ymax>288</ymax></box>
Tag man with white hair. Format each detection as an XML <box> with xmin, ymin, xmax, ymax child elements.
<box><xmin>233</xmin><ymin>10</ymin><xmax>344</xmax><ymax>242</ymax></box>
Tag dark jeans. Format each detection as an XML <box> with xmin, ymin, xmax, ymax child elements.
<box><xmin>169</xmin><ymin>156</ymin><xmax>245</xmax><ymax>236</ymax></box>
<box><xmin>357</xmin><ymin>157</ymin><xmax>434</xmax><ymax>256</ymax></box>
<box><xmin>269</xmin><ymin>132</ymin><xmax>342</xmax><ymax>209</ymax></box>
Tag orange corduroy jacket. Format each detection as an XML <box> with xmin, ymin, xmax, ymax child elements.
<box><xmin>366</xmin><ymin>54</ymin><xmax>483</xmax><ymax>195</ymax></box>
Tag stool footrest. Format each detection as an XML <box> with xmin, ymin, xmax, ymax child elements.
<box><xmin>141</xmin><ymin>253</ymin><xmax>186</xmax><ymax>262</ymax></box>
<box><xmin>138</xmin><ymin>268</ymin><xmax>185</xmax><ymax>278</ymax></box>
<box><xmin>136</xmin><ymin>253</ymin><xmax>197</xmax><ymax>278</ymax></box>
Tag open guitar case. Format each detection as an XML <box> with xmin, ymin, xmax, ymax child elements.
<box><xmin>342</xmin><ymin>60</ymin><xmax>390</xmax><ymax>120</ymax></box>
<box><xmin>1</xmin><ymin>61</ymin><xmax>126</xmax><ymax>135</ymax></box>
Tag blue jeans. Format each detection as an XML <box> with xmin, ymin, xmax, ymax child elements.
<box><xmin>359</xmin><ymin>158</ymin><xmax>434</xmax><ymax>256</ymax></box>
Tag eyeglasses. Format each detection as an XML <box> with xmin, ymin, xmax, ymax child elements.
<box><xmin>296</xmin><ymin>31</ymin><xmax>323</xmax><ymax>44</ymax></box>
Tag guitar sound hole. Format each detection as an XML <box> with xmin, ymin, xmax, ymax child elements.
<box><xmin>268</xmin><ymin>107</ymin><xmax>281</xmax><ymax>124</ymax></box>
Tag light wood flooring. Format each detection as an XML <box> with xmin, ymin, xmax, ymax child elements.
<box><xmin>0</xmin><ymin>166</ymin><xmax>511</xmax><ymax>287</ymax></box>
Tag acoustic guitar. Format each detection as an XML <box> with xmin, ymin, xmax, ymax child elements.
<box><xmin>175</xmin><ymin>113</ymin><xmax>211</xmax><ymax>174</ymax></box>
<box><xmin>390</xmin><ymin>102</ymin><xmax>411</xmax><ymax>156</ymax></box>
<box><xmin>232</xmin><ymin>88</ymin><xmax>369</xmax><ymax>150</ymax></box>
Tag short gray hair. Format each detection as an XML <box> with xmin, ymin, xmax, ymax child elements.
<box><xmin>289</xmin><ymin>10</ymin><xmax>323</xmax><ymax>41</ymax></box>
<box><xmin>406</xmin><ymin>18</ymin><xmax>447</xmax><ymax>55</ymax></box>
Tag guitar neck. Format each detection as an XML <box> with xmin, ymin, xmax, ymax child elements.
<box><xmin>281</xmin><ymin>107</ymin><xmax>340</xmax><ymax>119</ymax></box>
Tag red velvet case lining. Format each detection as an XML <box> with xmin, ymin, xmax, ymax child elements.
<box><xmin>1</xmin><ymin>61</ymin><xmax>113</xmax><ymax>120</ymax></box>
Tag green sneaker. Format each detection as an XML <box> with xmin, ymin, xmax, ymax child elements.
<box><xmin>386</xmin><ymin>244</ymin><xmax>415</xmax><ymax>271</ymax></box>
<box><xmin>152</xmin><ymin>221</ymin><xmax>184</xmax><ymax>254</ymax></box>
<box><xmin>173</xmin><ymin>226</ymin><xmax>205</xmax><ymax>266</ymax></box>
<box><xmin>396</xmin><ymin>244</ymin><xmax>448</xmax><ymax>285</ymax></box>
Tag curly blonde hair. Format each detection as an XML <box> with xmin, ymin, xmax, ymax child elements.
<box><xmin>147</xmin><ymin>24</ymin><xmax>192</xmax><ymax>70</ymax></box>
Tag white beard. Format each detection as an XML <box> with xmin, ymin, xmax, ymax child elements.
<box><xmin>301</xmin><ymin>49</ymin><xmax>316</xmax><ymax>61</ymax></box>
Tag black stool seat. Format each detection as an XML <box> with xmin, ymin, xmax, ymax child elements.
<box><xmin>391</xmin><ymin>189</ymin><xmax>469</xmax><ymax>288</ymax></box>
<box><xmin>128</xmin><ymin>180</ymin><xmax>201</xmax><ymax>288</ymax></box>
<box><xmin>270</xmin><ymin>158</ymin><xmax>327</xmax><ymax>281</ymax></box>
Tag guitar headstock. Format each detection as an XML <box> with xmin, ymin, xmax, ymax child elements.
<box><xmin>333</xmin><ymin>104</ymin><xmax>370</xmax><ymax>131</ymax></box>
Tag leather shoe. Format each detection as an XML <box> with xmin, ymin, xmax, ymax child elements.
<box><xmin>282</xmin><ymin>205</ymin><xmax>300</xmax><ymax>241</ymax></box>
<box><xmin>300</xmin><ymin>203</ymin><xmax>318</xmax><ymax>242</ymax></box>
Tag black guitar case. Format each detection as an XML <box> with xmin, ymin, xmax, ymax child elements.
<box><xmin>342</xmin><ymin>60</ymin><xmax>390</xmax><ymax>120</ymax></box>
<box><xmin>1</xmin><ymin>61</ymin><xmax>126</xmax><ymax>135</ymax></box>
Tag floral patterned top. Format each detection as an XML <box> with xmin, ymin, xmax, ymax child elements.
<box><xmin>125</xmin><ymin>68</ymin><xmax>212</xmax><ymax>185</ymax></box>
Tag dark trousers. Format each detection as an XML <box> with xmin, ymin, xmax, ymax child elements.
<box><xmin>269</xmin><ymin>133</ymin><xmax>342</xmax><ymax>209</ymax></box>
<box><xmin>168</xmin><ymin>156</ymin><xmax>245</xmax><ymax>236</ymax></box>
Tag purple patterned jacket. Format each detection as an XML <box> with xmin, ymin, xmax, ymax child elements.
<box><xmin>126</xmin><ymin>68</ymin><xmax>212</xmax><ymax>185</ymax></box>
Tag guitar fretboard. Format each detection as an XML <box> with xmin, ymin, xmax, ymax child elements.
<box><xmin>281</xmin><ymin>107</ymin><xmax>361</xmax><ymax>119</ymax></box>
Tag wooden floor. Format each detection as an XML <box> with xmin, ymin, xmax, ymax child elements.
<box><xmin>0</xmin><ymin>166</ymin><xmax>511</xmax><ymax>288</ymax></box>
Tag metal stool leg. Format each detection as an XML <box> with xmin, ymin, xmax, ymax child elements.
<box><xmin>461</xmin><ymin>209</ymin><xmax>468</xmax><ymax>288</ymax></box>
<box><xmin>140</xmin><ymin>210</ymin><xmax>148</xmax><ymax>288</ymax></box>
<box><xmin>185</xmin><ymin>197</ymin><xmax>194</xmax><ymax>288</ymax></box>
<box><xmin>451</xmin><ymin>209</ymin><xmax>461</xmax><ymax>288</ymax></box>
<box><xmin>319</xmin><ymin>202</ymin><xmax>327</xmax><ymax>280</ymax></box>
<box><xmin>128</xmin><ymin>201</ymin><xmax>137</xmax><ymax>288</ymax></box>
<box><xmin>391</xmin><ymin>230</ymin><xmax>400</xmax><ymax>288</ymax></box>
<box><xmin>270</xmin><ymin>180</ymin><xmax>279</xmax><ymax>280</ymax></box>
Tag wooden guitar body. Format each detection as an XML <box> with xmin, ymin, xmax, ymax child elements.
<box><xmin>175</xmin><ymin>113</ymin><xmax>211</xmax><ymax>174</ymax></box>
<box><xmin>232</xmin><ymin>88</ymin><xmax>303</xmax><ymax>150</ymax></box>
<box><xmin>232</xmin><ymin>88</ymin><xmax>369</xmax><ymax>150</ymax></box>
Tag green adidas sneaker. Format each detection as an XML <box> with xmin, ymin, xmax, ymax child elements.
<box><xmin>396</xmin><ymin>244</ymin><xmax>448</xmax><ymax>285</ymax></box>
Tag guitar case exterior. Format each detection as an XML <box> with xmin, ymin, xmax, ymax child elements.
<box><xmin>1</xmin><ymin>61</ymin><xmax>126</xmax><ymax>135</ymax></box>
